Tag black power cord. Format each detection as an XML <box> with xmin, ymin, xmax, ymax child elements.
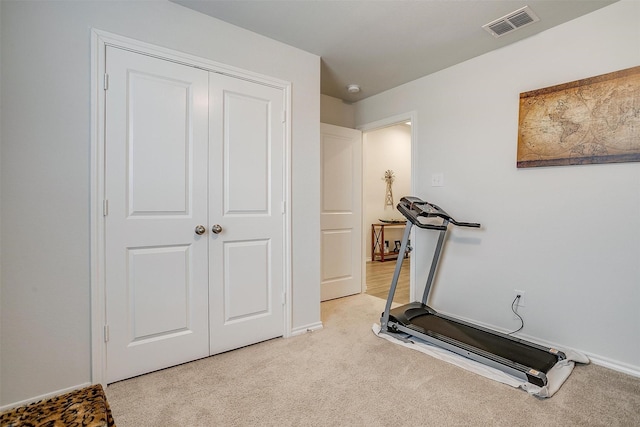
<box><xmin>507</xmin><ymin>294</ymin><xmax>524</xmax><ymax>335</ymax></box>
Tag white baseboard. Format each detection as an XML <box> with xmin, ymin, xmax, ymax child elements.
<box><xmin>0</xmin><ymin>382</ymin><xmax>93</xmax><ymax>412</ymax></box>
<box><xmin>588</xmin><ymin>354</ymin><xmax>640</xmax><ymax>378</ymax></box>
<box><xmin>290</xmin><ymin>321</ymin><xmax>323</xmax><ymax>336</ymax></box>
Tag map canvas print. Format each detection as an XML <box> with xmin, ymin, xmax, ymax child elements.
<box><xmin>517</xmin><ymin>66</ymin><xmax>640</xmax><ymax>168</ymax></box>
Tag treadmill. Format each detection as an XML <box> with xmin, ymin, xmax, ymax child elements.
<box><xmin>380</xmin><ymin>196</ymin><xmax>566</xmax><ymax>387</ymax></box>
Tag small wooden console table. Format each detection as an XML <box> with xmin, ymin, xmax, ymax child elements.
<box><xmin>371</xmin><ymin>222</ymin><xmax>408</xmax><ymax>262</ymax></box>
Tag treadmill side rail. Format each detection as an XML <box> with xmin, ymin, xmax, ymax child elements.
<box><xmin>434</xmin><ymin>310</ymin><xmax>568</xmax><ymax>361</ymax></box>
<box><xmin>384</xmin><ymin>319</ymin><xmax>551</xmax><ymax>388</ymax></box>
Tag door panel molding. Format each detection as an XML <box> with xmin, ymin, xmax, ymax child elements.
<box><xmin>223</xmin><ymin>239</ymin><xmax>272</xmax><ymax>323</ymax></box>
<box><xmin>90</xmin><ymin>29</ymin><xmax>292</xmax><ymax>386</ymax></box>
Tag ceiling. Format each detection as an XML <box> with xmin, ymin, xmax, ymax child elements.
<box><xmin>172</xmin><ymin>0</ymin><xmax>617</xmax><ymax>102</ymax></box>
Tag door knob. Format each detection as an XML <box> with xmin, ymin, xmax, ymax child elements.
<box><xmin>194</xmin><ymin>225</ymin><xmax>206</xmax><ymax>235</ymax></box>
<box><xmin>211</xmin><ymin>224</ymin><xmax>223</xmax><ymax>234</ymax></box>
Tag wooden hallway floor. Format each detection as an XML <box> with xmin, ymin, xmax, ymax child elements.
<box><xmin>365</xmin><ymin>258</ymin><xmax>410</xmax><ymax>304</ymax></box>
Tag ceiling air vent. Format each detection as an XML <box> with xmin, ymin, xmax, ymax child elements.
<box><xmin>483</xmin><ymin>6</ymin><xmax>540</xmax><ymax>38</ymax></box>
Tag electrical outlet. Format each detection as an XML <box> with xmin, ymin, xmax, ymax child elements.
<box><xmin>513</xmin><ymin>289</ymin><xmax>526</xmax><ymax>307</ymax></box>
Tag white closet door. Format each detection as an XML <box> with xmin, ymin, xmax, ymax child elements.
<box><xmin>208</xmin><ymin>73</ymin><xmax>285</xmax><ymax>354</ymax></box>
<box><xmin>104</xmin><ymin>47</ymin><xmax>210</xmax><ymax>383</ymax></box>
<box><xmin>320</xmin><ymin>124</ymin><xmax>363</xmax><ymax>301</ymax></box>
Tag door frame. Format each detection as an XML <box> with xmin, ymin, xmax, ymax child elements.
<box><xmin>358</xmin><ymin>112</ymin><xmax>418</xmax><ymax>302</ymax></box>
<box><xmin>90</xmin><ymin>29</ymin><xmax>293</xmax><ymax>386</ymax></box>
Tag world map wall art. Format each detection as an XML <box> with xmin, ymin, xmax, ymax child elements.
<box><xmin>517</xmin><ymin>65</ymin><xmax>640</xmax><ymax>168</ymax></box>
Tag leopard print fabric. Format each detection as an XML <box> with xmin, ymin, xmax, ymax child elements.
<box><xmin>0</xmin><ymin>384</ymin><xmax>115</xmax><ymax>427</ymax></box>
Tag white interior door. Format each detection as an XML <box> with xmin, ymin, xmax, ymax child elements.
<box><xmin>320</xmin><ymin>123</ymin><xmax>363</xmax><ymax>301</ymax></box>
<box><xmin>208</xmin><ymin>74</ymin><xmax>285</xmax><ymax>354</ymax></box>
<box><xmin>104</xmin><ymin>47</ymin><xmax>287</xmax><ymax>382</ymax></box>
<box><xmin>104</xmin><ymin>47</ymin><xmax>210</xmax><ymax>383</ymax></box>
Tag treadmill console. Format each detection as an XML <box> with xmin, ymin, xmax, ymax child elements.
<box><xmin>397</xmin><ymin>196</ymin><xmax>480</xmax><ymax>229</ymax></box>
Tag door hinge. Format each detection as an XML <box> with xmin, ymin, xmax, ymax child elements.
<box><xmin>281</xmin><ymin>292</ymin><xmax>286</xmax><ymax>306</ymax></box>
<box><xmin>103</xmin><ymin>199</ymin><xmax>109</xmax><ymax>216</ymax></box>
<box><xmin>103</xmin><ymin>73</ymin><xmax>109</xmax><ymax>91</ymax></box>
<box><xmin>281</xmin><ymin>110</ymin><xmax>286</xmax><ymax>123</ymax></box>
<box><xmin>281</xmin><ymin>201</ymin><xmax>286</xmax><ymax>214</ymax></box>
<box><xmin>104</xmin><ymin>325</ymin><xmax>110</xmax><ymax>343</ymax></box>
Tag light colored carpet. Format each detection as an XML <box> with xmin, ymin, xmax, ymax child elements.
<box><xmin>106</xmin><ymin>294</ymin><xmax>640</xmax><ymax>426</ymax></box>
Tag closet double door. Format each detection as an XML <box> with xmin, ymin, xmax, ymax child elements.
<box><xmin>104</xmin><ymin>47</ymin><xmax>285</xmax><ymax>383</ymax></box>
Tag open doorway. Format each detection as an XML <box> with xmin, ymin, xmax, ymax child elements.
<box><xmin>362</xmin><ymin>120</ymin><xmax>412</xmax><ymax>304</ymax></box>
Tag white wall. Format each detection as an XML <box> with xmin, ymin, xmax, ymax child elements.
<box><xmin>363</xmin><ymin>125</ymin><xmax>412</xmax><ymax>259</ymax></box>
<box><xmin>320</xmin><ymin>94</ymin><xmax>356</xmax><ymax>128</ymax></box>
<box><xmin>356</xmin><ymin>0</ymin><xmax>640</xmax><ymax>375</ymax></box>
<box><xmin>0</xmin><ymin>0</ymin><xmax>320</xmax><ymax>406</ymax></box>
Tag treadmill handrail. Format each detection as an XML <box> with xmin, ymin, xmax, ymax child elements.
<box><xmin>398</xmin><ymin>196</ymin><xmax>480</xmax><ymax>229</ymax></box>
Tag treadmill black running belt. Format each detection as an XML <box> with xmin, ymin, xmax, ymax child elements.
<box><xmin>405</xmin><ymin>312</ymin><xmax>558</xmax><ymax>373</ymax></box>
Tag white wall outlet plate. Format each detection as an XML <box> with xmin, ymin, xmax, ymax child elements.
<box><xmin>513</xmin><ymin>289</ymin><xmax>526</xmax><ymax>307</ymax></box>
<box><xmin>431</xmin><ymin>172</ymin><xmax>444</xmax><ymax>187</ymax></box>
